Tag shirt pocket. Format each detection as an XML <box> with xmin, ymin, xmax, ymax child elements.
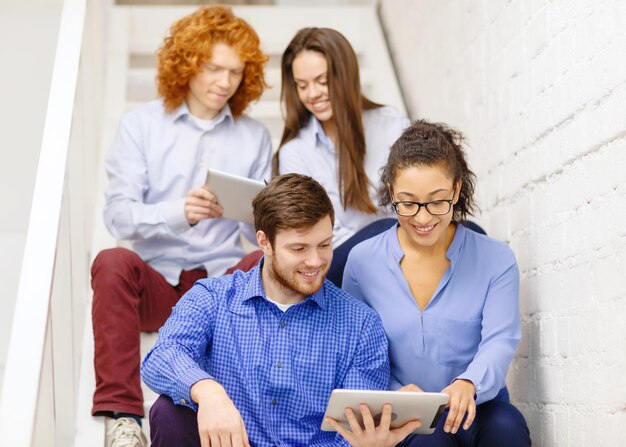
<box><xmin>436</xmin><ymin>318</ymin><xmax>481</xmax><ymax>366</ymax></box>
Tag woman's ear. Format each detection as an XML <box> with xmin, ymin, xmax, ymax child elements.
<box><xmin>453</xmin><ymin>181</ymin><xmax>462</xmax><ymax>204</ymax></box>
<box><xmin>256</xmin><ymin>230</ymin><xmax>273</xmax><ymax>257</ymax></box>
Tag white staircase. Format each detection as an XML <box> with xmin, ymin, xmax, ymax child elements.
<box><xmin>0</xmin><ymin>2</ymin><xmax>406</xmax><ymax>446</ymax></box>
<box><xmin>76</xmin><ymin>5</ymin><xmax>405</xmax><ymax>446</ymax></box>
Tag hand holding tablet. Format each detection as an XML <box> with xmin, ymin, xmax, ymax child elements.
<box><xmin>204</xmin><ymin>169</ymin><xmax>265</xmax><ymax>225</ymax></box>
<box><xmin>322</xmin><ymin>389</ymin><xmax>448</xmax><ymax>436</ymax></box>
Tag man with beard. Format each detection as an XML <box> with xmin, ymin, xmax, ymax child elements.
<box><xmin>141</xmin><ymin>174</ymin><xmax>421</xmax><ymax>447</ymax></box>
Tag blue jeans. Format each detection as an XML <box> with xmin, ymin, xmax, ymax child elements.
<box><xmin>397</xmin><ymin>388</ymin><xmax>531</xmax><ymax>447</ymax></box>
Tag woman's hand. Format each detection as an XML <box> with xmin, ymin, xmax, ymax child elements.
<box><xmin>326</xmin><ymin>403</ymin><xmax>421</xmax><ymax>447</ymax></box>
<box><xmin>397</xmin><ymin>383</ymin><xmax>423</xmax><ymax>393</ymax></box>
<box><xmin>441</xmin><ymin>379</ymin><xmax>475</xmax><ymax>434</ymax></box>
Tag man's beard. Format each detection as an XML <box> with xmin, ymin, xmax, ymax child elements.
<box><xmin>267</xmin><ymin>253</ymin><xmax>328</xmax><ymax>298</ymax></box>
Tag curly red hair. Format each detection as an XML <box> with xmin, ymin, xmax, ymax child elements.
<box><xmin>157</xmin><ymin>5</ymin><xmax>267</xmax><ymax>117</ymax></box>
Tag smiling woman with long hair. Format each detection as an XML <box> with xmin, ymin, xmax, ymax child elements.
<box><xmin>275</xmin><ymin>27</ymin><xmax>409</xmax><ymax>285</ymax></box>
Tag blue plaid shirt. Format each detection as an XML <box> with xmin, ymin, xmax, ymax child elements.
<box><xmin>141</xmin><ymin>262</ymin><xmax>390</xmax><ymax>446</ymax></box>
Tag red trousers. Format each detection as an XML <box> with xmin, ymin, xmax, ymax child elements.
<box><xmin>90</xmin><ymin>248</ymin><xmax>208</xmax><ymax>417</ymax></box>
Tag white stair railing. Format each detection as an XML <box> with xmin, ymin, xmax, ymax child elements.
<box><xmin>0</xmin><ymin>0</ymin><xmax>105</xmax><ymax>445</ymax></box>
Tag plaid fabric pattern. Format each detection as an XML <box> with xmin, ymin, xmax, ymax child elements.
<box><xmin>142</xmin><ymin>263</ymin><xmax>390</xmax><ymax>446</ymax></box>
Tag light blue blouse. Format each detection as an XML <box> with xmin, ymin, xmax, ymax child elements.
<box><xmin>104</xmin><ymin>100</ymin><xmax>272</xmax><ymax>284</ymax></box>
<box><xmin>342</xmin><ymin>224</ymin><xmax>521</xmax><ymax>405</ymax></box>
<box><xmin>278</xmin><ymin>106</ymin><xmax>409</xmax><ymax>247</ymax></box>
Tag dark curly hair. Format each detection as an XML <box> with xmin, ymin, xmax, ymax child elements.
<box><xmin>379</xmin><ymin>120</ymin><xmax>477</xmax><ymax>222</ymax></box>
<box><xmin>156</xmin><ymin>5</ymin><xmax>267</xmax><ymax>117</ymax></box>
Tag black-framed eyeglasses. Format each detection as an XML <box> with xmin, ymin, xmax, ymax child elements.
<box><xmin>391</xmin><ymin>199</ymin><xmax>453</xmax><ymax>216</ymax></box>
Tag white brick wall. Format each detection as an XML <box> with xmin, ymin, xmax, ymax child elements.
<box><xmin>380</xmin><ymin>0</ymin><xmax>626</xmax><ymax>445</ymax></box>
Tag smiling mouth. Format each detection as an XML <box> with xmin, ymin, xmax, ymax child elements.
<box><xmin>310</xmin><ymin>100</ymin><xmax>329</xmax><ymax>112</ymax></box>
<box><xmin>412</xmin><ymin>223</ymin><xmax>436</xmax><ymax>234</ymax></box>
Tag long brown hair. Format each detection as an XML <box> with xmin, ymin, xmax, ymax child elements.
<box><xmin>275</xmin><ymin>27</ymin><xmax>381</xmax><ymax>213</ymax></box>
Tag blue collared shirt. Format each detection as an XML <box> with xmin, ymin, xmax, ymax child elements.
<box><xmin>104</xmin><ymin>100</ymin><xmax>272</xmax><ymax>284</ymax></box>
<box><xmin>141</xmin><ymin>262</ymin><xmax>390</xmax><ymax>446</ymax></box>
<box><xmin>278</xmin><ymin>106</ymin><xmax>409</xmax><ymax>247</ymax></box>
<box><xmin>343</xmin><ymin>224</ymin><xmax>521</xmax><ymax>405</ymax></box>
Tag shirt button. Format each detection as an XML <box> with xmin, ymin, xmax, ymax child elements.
<box><xmin>271</xmin><ymin>399</ymin><xmax>277</xmax><ymax>405</ymax></box>
<box><xmin>280</xmin><ymin>322</ymin><xmax>286</xmax><ymax>328</ymax></box>
<box><xmin>476</xmin><ymin>385</ymin><xmax>482</xmax><ymax>391</ymax></box>
<box><xmin>180</xmin><ymin>399</ymin><xmax>188</xmax><ymax>405</ymax></box>
<box><xmin>277</xmin><ymin>362</ymin><xmax>282</xmax><ymax>368</ymax></box>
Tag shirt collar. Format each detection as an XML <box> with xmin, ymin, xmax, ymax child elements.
<box><xmin>304</xmin><ymin>115</ymin><xmax>334</xmax><ymax>151</ymax></box>
<box><xmin>239</xmin><ymin>258</ymin><xmax>327</xmax><ymax>310</ymax></box>
<box><xmin>387</xmin><ymin>221</ymin><xmax>466</xmax><ymax>263</ymax></box>
<box><xmin>171</xmin><ymin>101</ymin><xmax>190</xmax><ymax>122</ymax></box>
<box><xmin>170</xmin><ymin>101</ymin><xmax>234</xmax><ymax>127</ymax></box>
<box><xmin>445</xmin><ymin>222</ymin><xmax>465</xmax><ymax>260</ymax></box>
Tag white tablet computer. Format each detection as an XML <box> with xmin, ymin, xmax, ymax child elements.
<box><xmin>204</xmin><ymin>169</ymin><xmax>265</xmax><ymax>225</ymax></box>
<box><xmin>321</xmin><ymin>389</ymin><xmax>448</xmax><ymax>435</ymax></box>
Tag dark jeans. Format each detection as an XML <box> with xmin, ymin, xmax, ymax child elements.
<box><xmin>150</xmin><ymin>395</ymin><xmax>201</xmax><ymax>447</ymax></box>
<box><xmin>150</xmin><ymin>389</ymin><xmax>530</xmax><ymax>447</ymax></box>
<box><xmin>397</xmin><ymin>388</ymin><xmax>531</xmax><ymax>447</ymax></box>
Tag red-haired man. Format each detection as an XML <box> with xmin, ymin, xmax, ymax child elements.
<box><xmin>91</xmin><ymin>6</ymin><xmax>271</xmax><ymax>446</ymax></box>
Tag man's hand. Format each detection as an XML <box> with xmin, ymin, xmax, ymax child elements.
<box><xmin>441</xmin><ymin>379</ymin><xmax>475</xmax><ymax>434</ymax></box>
<box><xmin>397</xmin><ymin>383</ymin><xmax>423</xmax><ymax>393</ymax></box>
<box><xmin>326</xmin><ymin>403</ymin><xmax>421</xmax><ymax>447</ymax></box>
<box><xmin>185</xmin><ymin>187</ymin><xmax>224</xmax><ymax>225</ymax></box>
<box><xmin>190</xmin><ymin>379</ymin><xmax>250</xmax><ymax>447</ymax></box>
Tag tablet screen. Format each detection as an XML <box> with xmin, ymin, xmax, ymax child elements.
<box><xmin>204</xmin><ymin>169</ymin><xmax>265</xmax><ymax>225</ymax></box>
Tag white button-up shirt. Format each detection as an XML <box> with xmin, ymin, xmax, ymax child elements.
<box><xmin>104</xmin><ymin>100</ymin><xmax>272</xmax><ymax>284</ymax></box>
<box><xmin>278</xmin><ymin>106</ymin><xmax>409</xmax><ymax>246</ymax></box>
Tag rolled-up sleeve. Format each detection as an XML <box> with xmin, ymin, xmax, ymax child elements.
<box><xmin>141</xmin><ymin>283</ymin><xmax>217</xmax><ymax>410</ymax></box>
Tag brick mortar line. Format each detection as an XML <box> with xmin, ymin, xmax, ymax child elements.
<box><xmin>513</xmin><ymin>343</ymin><xmax>626</xmax><ymax>360</ymax></box>
<box><xmin>512</xmin><ymin>402</ymin><xmax>625</xmax><ymax>413</ymax></box>
<box><xmin>519</xmin><ymin>292</ymin><xmax>626</xmax><ymax>317</ymax></box>
<box><xmin>483</xmin><ymin>78</ymin><xmax>626</xmax><ymax>179</ymax></box>
<box><xmin>481</xmin><ymin>132</ymin><xmax>626</xmax><ymax>211</ymax></box>
<box><xmin>518</xmin><ymin>232</ymin><xmax>626</xmax><ymax>279</ymax></box>
<box><xmin>505</xmin><ymin>180</ymin><xmax>626</xmax><ymax>241</ymax></box>
<box><xmin>519</xmin><ymin>296</ymin><xmax>626</xmax><ymax>323</ymax></box>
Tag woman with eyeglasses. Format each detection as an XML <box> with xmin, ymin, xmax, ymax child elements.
<box><xmin>342</xmin><ymin>120</ymin><xmax>531</xmax><ymax>447</ymax></box>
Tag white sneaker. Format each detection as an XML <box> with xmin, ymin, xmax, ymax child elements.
<box><xmin>105</xmin><ymin>417</ymin><xmax>148</xmax><ymax>447</ymax></box>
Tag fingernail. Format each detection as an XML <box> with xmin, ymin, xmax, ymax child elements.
<box><xmin>451</xmin><ymin>427</ymin><xmax>457</xmax><ymax>434</ymax></box>
<box><xmin>444</xmin><ymin>425</ymin><xmax>450</xmax><ymax>433</ymax></box>
<box><xmin>464</xmin><ymin>424</ymin><xmax>469</xmax><ymax>430</ymax></box>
